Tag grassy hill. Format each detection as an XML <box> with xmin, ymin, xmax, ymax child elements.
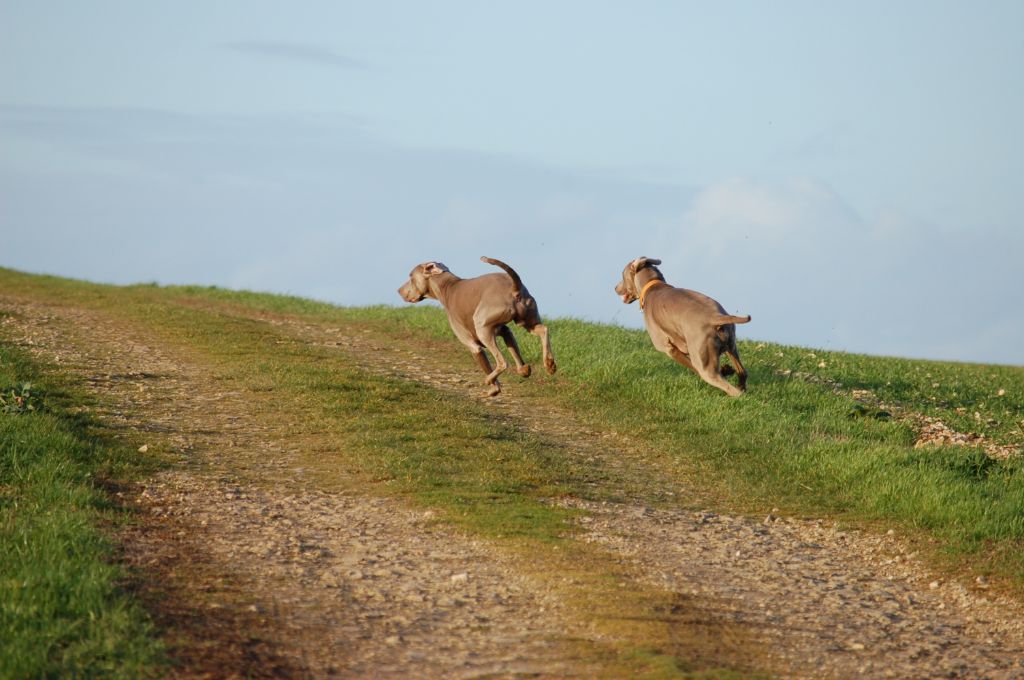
<box><xmin>2</xmin><ymin>267</ymin><xmax>1022</xmax><ymax>676</ymax></box>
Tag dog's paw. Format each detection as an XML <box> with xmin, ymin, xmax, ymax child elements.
<box><xmin>545</xmin><ymin>357</ymin><xmax>557</xmax><ymax>375</ymax></box>
<box><xmin>485</xmin><ymin>383</ymin><xmax>502</xmax><ymax>397</ymax></box>
<box><xmin>518</xmin><ymin>364</ymin><xmax>532</xmax><ymax>378</ymax></box>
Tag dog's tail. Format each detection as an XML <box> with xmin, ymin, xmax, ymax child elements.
<box><xmin>713</xmin><ymin>314</ymin><xmax>751</xmax><ymax>326</ymax></box>
<box><xmin>481</xmin><ymin>256</ymin><xmax>523</xmax><ymax>294</ymax></box>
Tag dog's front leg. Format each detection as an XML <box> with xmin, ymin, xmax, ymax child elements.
<box><xmin>475</xmin><ymin>325</ymin><xmax>508</xmax><ymax>396</ymax></box>
<box><xmin>693</xmin><ymin>344</ymin><xmax>744</xmax><ymax>397</ymax></box>
<box><xmin>469</xmin><ymin>346</ymin><xmax>502</xmax><ymax>396</ymax></box>
<box><xmin>666</xmin><ymin>344</ymin><xmax>699</xmax><ymax>376</ymax></box>
<box><xmin>498</xmin><ymin>325</ymin><xmax>531</xmax><ymax>377</ymax></box>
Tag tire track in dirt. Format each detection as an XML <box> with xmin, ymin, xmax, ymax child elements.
<box><xmin>565</xmin><ymin>500</ymin><xmax>1024</xmax><ymax>679</ymax></box>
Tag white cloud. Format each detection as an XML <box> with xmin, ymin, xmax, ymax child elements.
<box><xmin>675</xmin><ymin>176</ymin><xmax>861</xmax><ymax>257</ymax></box>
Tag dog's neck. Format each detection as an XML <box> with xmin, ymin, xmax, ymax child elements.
<box><xmin>639</xmin><ymin>279</ymin><xmax>667</xmax><ymax>310</ymax></box>
<box><xmin>427</xmin><ymin>272</ymin><xmax>461</xmax><ymax>303</ymax></box>
<box><xmin>633</xmin><ymin>267</ymin><xmax>664</xmax><ymax>292</ymax></box>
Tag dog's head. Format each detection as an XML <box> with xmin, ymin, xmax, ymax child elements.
<box><xmin>615</xmin><ymin>257</ymin><xmax>662</xmax><ymax>304</ymax></box>
<box><xmin>398</xmin><ymin>261</ymin><xmax>450</xmax><ymax>303</ymax></box>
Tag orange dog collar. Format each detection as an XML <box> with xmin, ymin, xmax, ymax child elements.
<box><xmin>638</xmin><ymin>279</ymin><xmax>665</xmax><ymax>310</ymax></box>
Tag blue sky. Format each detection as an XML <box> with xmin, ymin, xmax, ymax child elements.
<box><xmin>2</xmin><ymin>2</ymin><xmax>1022</xmax><ymax>364</ymax></box>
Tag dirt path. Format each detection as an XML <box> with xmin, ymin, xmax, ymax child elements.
<box><xmin>568</xmin><ymin>500</ymin><xmax>1024</xmax><ymax>678</ymax></box>
<box><xmin>4</xmin><ymin>293</ymin><xmax>1024</xmax><ymax>679</ymax></box>
<box><xmin>2</xmin><ymin>299</ymin><xmax>592</xmax><ymax>678</ymax></box>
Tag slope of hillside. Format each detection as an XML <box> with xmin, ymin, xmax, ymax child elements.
<box><xmin>2</xmin><ymin>267</ymin><xmax>1023</xmax><ymax>678</ymax></box>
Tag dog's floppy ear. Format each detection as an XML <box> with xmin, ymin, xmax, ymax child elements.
<box><xmin>422</xmin><ymin>261</ymin><xmax>449</xmax><ymax>275</ymax></box>
<box><xmin>629</xmin><ymin>257</ymin><xmax>662</xmax><ymax>273</ymax></box>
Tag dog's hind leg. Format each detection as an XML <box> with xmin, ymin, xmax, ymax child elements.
<box><xmin>527</xmin><ymin>323</ymin><xmax>556</xmax><ymax>375</ymax></box>
<box><xmin>694</xmin><ymin>343</ymin><xmax>744</xmax><ymax>397</ymax></box>
<box><xmin>725</xmin><ymin>345</ymin><xmax>747</xmax><ymax>392</ymax></box>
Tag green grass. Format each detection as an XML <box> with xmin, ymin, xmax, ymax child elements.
<box><xmin>0</xmin><ymin>341</ymin><xmax>164</xmax><ymax>678</ymax></box>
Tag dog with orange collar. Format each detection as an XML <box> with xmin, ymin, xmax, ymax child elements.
<box><xmin>615</xmin><ymin>257</ymin><xmax>750</xmax><ymax>396</ymax></box>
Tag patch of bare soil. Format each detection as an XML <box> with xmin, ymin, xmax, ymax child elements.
<box><xmin>133</xmin><ymin>473</ymin><xmax>579</xmax><ymax>678</ymax></box>
<box><xmin>784</xmin><ymin>371</ymin><xmax>1021</xmax><ymax>461</ymax></box>
<box><xmin>911</xmin><ymin>414</ymin><xmax>1020</xmax><ymax>460</ymax></box>
<box><xmin>562</xmin><ymin>500</ymin><xmax>1024</xmax><ymax>679</ymax></box>
<box><xmin>4</xmin><ymin>294</ymin><xmax>1024</xmax><ymax>679</ymax></box>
